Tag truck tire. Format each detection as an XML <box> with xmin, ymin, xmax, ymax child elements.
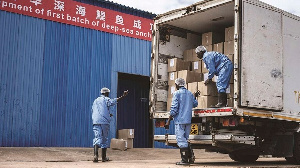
<box><xmin>229</xmin><ymin>153</ymin><xmax>259</xmax><ymax>163</ymax></box>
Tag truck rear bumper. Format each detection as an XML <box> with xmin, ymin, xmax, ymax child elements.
<box><xmin>154</xmin><ymin>134</ymin><xmax>255</xmax><ymax>146</ymax></box>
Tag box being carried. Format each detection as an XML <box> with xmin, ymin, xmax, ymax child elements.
<box><xmin>178</xmin><ymin>70</ymin><xmax>203</xmax><ymax>83</ymax></box>
<box><xmin>198</xmin><ymin>81</ymin><xmax>218</xmax><ymax>96</ymax></box>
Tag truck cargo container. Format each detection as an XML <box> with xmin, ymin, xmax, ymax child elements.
<box><xmin>150</xmin><ymin>0</ymin><xmax>300</xmax><ymax>163</ymax></box>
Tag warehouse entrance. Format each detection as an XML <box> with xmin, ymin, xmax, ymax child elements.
<box><xmin>117</xmin><ymin>73</ymin><xmax>152</xmax><ymax>148</ymax></box>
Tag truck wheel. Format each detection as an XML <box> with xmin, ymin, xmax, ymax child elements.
<box><xmin>229</xmin><ymin>153</ymin><xmax>259</xmax><ymax>163</ymax></box>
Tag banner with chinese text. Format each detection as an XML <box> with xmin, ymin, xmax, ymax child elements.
<box><xmin>0</xmin><ymin>0</ymin><xmax>154</xmax><ymax>41</ymax></box>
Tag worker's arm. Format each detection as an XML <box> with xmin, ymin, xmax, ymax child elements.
<box><xmin>193</xmin><ymin>91</ymin><xmax>200</xmax><ymax>108</ymax></box>
<box><xmin>117</xmin><ymin>90</ymin><xmax>129</xmax><ymax>101</ymax></box>
<box><xmin>204</xmin><ymin>53</ymin><xmax>216</xmax><ymax>80</ymax></box>
<box><xmin>165</xmin><ymin>115</ymin><xmax>173</xmax><ymax>129</ymax></box>
<box><xmin>165</xmin><ymin>93</ymin><xmax>179</xmax><ymax>128</ymax></box>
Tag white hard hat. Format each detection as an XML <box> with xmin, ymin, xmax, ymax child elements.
<box><xmin>195</xmin><ymin>45</ymin><xmax>207</xmax><ymax>53</ymax></box>
<box><xmin>175</xmin><ymin>78</ymin><xmax>185</xmax><ymax>86</ymax></box>
<box><xmin>101</xmin><ymin>87</ymin><xmax>110</xmax><ymax>94</ymax></box>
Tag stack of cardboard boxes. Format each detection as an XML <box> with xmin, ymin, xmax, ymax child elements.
<box><xmin>167</xmin><ymin>54</ymin><xmax>203</xmax><ymax>110</ymax></box>
<box><xmin>224</xmin><ymin>26</ymin><xmax>235</xmax><ymax>106</ymax></box>
<box><xmin>167</xmin><ymin>27</ymin><xmax>235</xmax><ymax>110</ymax></box>
<box><xmin>110</xmin><ymin>129</ymin><xmax>134</xmax><ymax>151</ymax></box>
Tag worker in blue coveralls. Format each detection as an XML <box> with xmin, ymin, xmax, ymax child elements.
<box><xmin>165</xmin><ymin>78</ymin><xmax>200</xmax><ymax>165</ymax></box>
<box><xmin>92</xmin><ymin>87</ymin><xmax>129</xmax><ymax>162</ymax></box>
<box><xmin>195</xmin><ymin>45</ymin><xmax>233</xmax><ymax>107</ymax></box>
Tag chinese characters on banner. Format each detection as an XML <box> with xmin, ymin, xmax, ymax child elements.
<box><xmin>0</xmin><ymin>0</ymin><xmax>154</xmax><ymax>41</ymax></box>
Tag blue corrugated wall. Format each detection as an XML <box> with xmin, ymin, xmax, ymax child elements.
<box><xmin>0</xmin><ymin>5</ymin><xmax>153</xmax><ymax>147</ymax></box>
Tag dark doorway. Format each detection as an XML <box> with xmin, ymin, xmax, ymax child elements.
<box><xmin>117</xmin><ymin>73</ymin><xmax>152</xmax><ymax>148</ymax></box>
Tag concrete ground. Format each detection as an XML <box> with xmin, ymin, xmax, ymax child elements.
<box><xmin>0</xmin><ymin>147</ymin><xmax>298</xmax><ymax>168</ymax></box>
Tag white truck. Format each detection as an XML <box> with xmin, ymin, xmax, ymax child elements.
<box><xmin>150</xmin><ymin>0</ymin><xmax>300</xmax><ymax>163</ymax></box>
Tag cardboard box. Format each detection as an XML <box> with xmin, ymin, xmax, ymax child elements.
<box><xmin>227</xmin><ymin>54</ymin><xmax>233</xmax><ymax>62</ymax></box>
<box><xmin>226</xmin><ymin>84</ymin><xmax>234</xmax><ymax>98</ymax></box>
<box><xmin>227</xmin><ymin>98</ymin><xmax>234</xmax><ymax>107</ymax></box>
<box><xmin>110</xmin><ymin>138</ymin><xmax>127</xmax><ymax>151</ymax></box>
<box><xmin>118</xmin><ymin>129</ymin><xmax>134</xmax><ymax>139</ymax></box>
<box><xmin>202</xmin><ymin>61</ymin><xmax>209</xmax><ymax>73</ymax></box>
<box><xmin>168</xmin><ymin>58</ymin><xmax>190</xmax><ymax>72</ymax></box>
<box><xmin>192</xmin><ymin>61</ymin><xmax>202</xmax><ymax>73</ymax></box>
<box><xmin>203</xmin><ymin>73</ymin><xmax>217</xmax><ymax>82</ymax></box>
<box><xmin>204</xmin><ymin>72</ymin><xmax>233</xmax><ymax>84</ymax></box>
<box><xmin>188</xmin><ymin>82</ymin><xmax>198</xmax><ymax>94</ymax></box>
<box><xmin>183</xmin><ymin>49</ymin><xmax>192</xmax><ymax>61</ymax></box>
<box><xmin>127</xmin><ymin>139</ymin><xmax>133</xmax><ymax>149</ymax></box>
<box><xmin>168</xmin><ymin>85</ymin><xmax>176</xmax><ymax>98</ymax></box>
<box><xmin>225</xmin><ymin>26</ymin><xmax>234</xmax><ymax>42</ymax></box>
<box><xmin>198</xmin><ymin>81</ymin><xmax>218</xmax><ymax>96</ymax></box>
<box><xmin>204</xmin><ymin>45</ymin><xmax>213</xmax><ymax>52</ymax></box>
<box><xmin>183</xmin><ymin>49</ymin><xmax>200</xmax><ymax>62</ymax></box>
<box><xmin>230</xmin><ymin>71</ymin><xmax>234</xmax><ymax>84</ymax></box>
<box><xmin>213</xmin><ymin>42</ymin><xmax>224</xmax><ymax>54</ymax></box>
<box><xmin>224</xmin><ymin>41</ymin><xmax>234</xmax><ymax>56</ymax></box>
<box><xmin>168</xmin><ymin>72</ymin><xmax>178</xmax><ymax>85</ymax></box>
<box><xmin>198</xmin><ymin>96</ymin><xmax>218</xmax><ymax>108</ymax></box>
<box><xmin>167</xmin><ymin>98</ymin><xmax>173</xmax><ymax>111</ymax></box>
<box><xmin>202</xmin><ymin>32</ymin><xmax>225</xmax><ymax>45</ymax></box>
<box><xmin>178</xmin><ymin>70</ymin><xmax>203</xmax><ymax>83</ymax></box>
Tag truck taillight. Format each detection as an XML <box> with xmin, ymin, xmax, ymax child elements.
<box><xmin>155</xmin><ymin>119</ymin><xmax>166</xmax><ymax>128</ymax></box>
<box><xmin>222</xmin><ymin>118</ymin><xmax>237</xmax><ymax>127</ymax></box>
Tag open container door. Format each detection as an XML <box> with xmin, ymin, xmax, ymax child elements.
<box><xmin>240</xmin><ymin>0</ymin><xmax>283</xmax><ymax>110</ymax></box>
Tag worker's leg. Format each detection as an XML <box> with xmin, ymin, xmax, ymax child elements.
<box><xmin>183</xmin><ymin>124</ymin><xmax>195</xmax><ymax>163</ymax></box>
<box><xmin>175</xmin><ymin>124</ymin><xmax>190</xmax><ymax>165</ymax></box>
<box><xmin>215</xmin><ymin>62</ymin><xmax>233</xmax><ymax>107</ymax></box>
<box><xmin>175</xmin><ymin>124</ymin><xmax>189</xmax><ymax>148</ymax></box>
<box><xmin>92</xmin><ymin>125</ymin><xmax>101</xmax><ymax>162</ymax></box>
<box><xmin>99</xmin><ymin>124</ymin><xmax>110</xmax><ymax>162</ymax></box>
<box><xmin>188</xmin><ymin>143</ymin><xmax>195</xmax><ymax>163</ymax></box>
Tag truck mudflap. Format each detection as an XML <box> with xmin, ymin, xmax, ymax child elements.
<box><xmin>154</xmin><ymin>134</ymin><xmax>256</xmax><ymax>146</ymax></box>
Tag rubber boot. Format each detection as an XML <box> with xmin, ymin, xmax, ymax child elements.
<box><xmin>102</xmin><ymin>148</ymin><xmax>110</xmax><ymax>162</ymax></box>
<box><xmin>176</xmin><ymin>148</ymin><xmax>189</xmax><ymax>165</ymax></box>
<box><xmin>93</xmin><ymin>145</ymin><xmax>99</xmax><ymax>162</ymax></box>
<box><xmin>188</xmin><ymin>143</ymin><xmax>195</xmax><ymax>164</ymax></box>
<box><xmin>212</xmin><ymin>92</ymin><xmax>227</xmax><ymax>108</ymax></box>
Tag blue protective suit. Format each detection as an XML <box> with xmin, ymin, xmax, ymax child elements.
<box><xmin>170</xmin><ymin>87</ymin><xmax>198</xmax><ymax>148</ymax></box>
<box><xmin>92</xmin><ymin>95</ymin><xmax>117</xmax><ymax>147</ymax></box>
<box><xmin>92</xmin><ymin>95</ymin><xmax>117</xmax><ymax>124</ymax></box>
<box><xmin>203</xmin><ymin>51</ymin><xmax>233</xmax><ymax>93</ymax></box>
